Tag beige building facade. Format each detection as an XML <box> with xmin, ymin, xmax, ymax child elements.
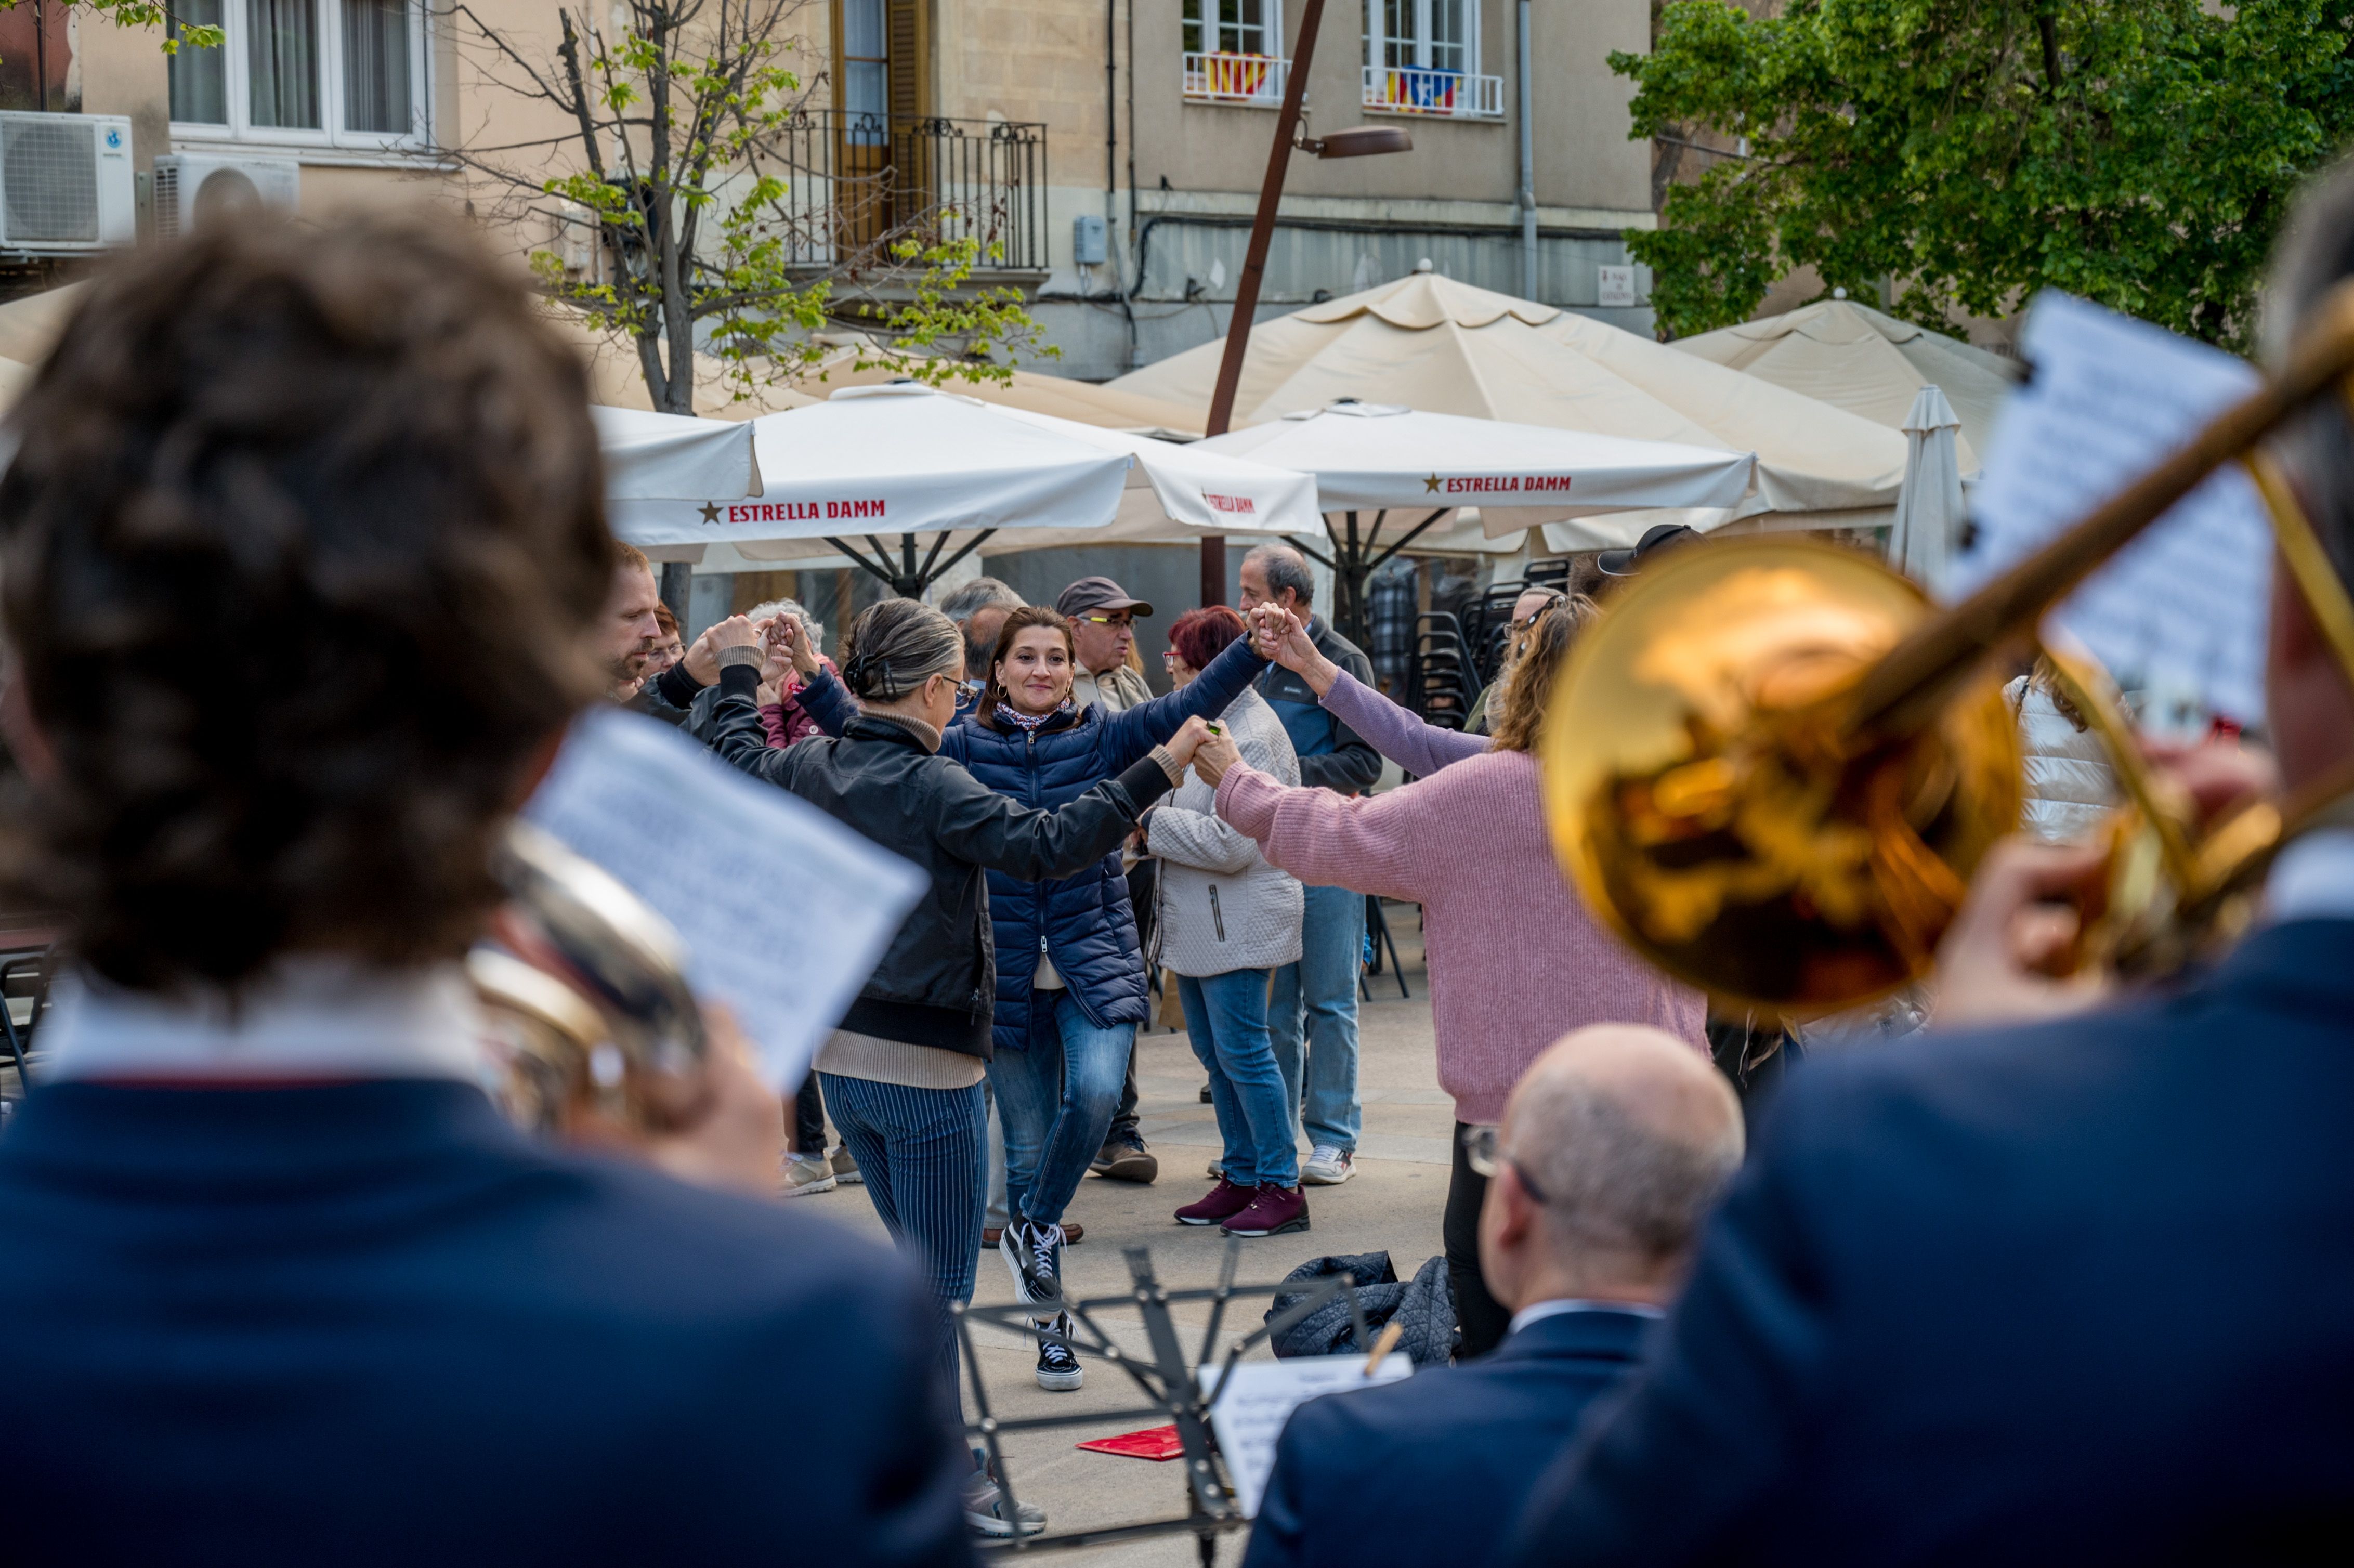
<box><xmin>28</xmin><ymin>0</ymin><xmax>1654</xmax><ymax>380</ymax></box>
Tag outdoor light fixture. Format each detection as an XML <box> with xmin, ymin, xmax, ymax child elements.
<box><xmin>1198</xmin><ymin>0</ymin><xmax>1421</xmax><ymax>607</ymax></box>
<box><xmin>1299</xmin><ymin>126</ymin><xmax>1414</xmax><ymax>159</ymax></box>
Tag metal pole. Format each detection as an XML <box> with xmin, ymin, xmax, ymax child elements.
<box><xmin>1518</xmin><ymin>0</ymin><xmax>1536</xmax><ymax>300</ymax></box>
<box><xmin>35</xmin><ymin>0</ymin><xmax>48</xmax><ymax>115</ymax></box>
<box><xmin>657</xmin><ymin>560</ymin><xmax>692</xmax><ymax>633</ymax></box>
<box><xmin>1200</xmin><ymin>0</ymin><xmax>1332</xmax><ymax>607</ymax></box>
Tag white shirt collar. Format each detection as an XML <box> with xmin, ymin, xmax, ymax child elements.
<box><xmin>2263</xmin><ymin>827</ymin><xmax>2354</xmax><ymax>924</ymax></box>
<box><xmin>1507</xmin><ymin>1297</ymin><xmax>1666</xmax><ymax>1337</ymax></box>
<box><xmin>42</xmin><ymin>958</ymin><xmax>492</xmax><ymax>1085</ymax></box>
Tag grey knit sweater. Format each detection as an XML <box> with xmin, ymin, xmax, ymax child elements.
<box><xmin>1147</xmin><ymin>685</ymin><xmax>1303</xmax><ymax>976</ymax></box>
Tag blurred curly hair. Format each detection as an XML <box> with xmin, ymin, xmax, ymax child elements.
<box><xmin>0</xmin><ymin>212</ymin><xmax>612</xmax><ymax>995</ymax></box>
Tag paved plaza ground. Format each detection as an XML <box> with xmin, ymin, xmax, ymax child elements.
<box><xmin>795</xmin><ymin>904</ymin><xmax>1449</xmax><ymax>1566</ymax></box>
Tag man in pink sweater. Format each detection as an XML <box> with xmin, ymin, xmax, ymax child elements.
<box><xmin>1197</xmin><ymin>603</ymin><xmax>1707</xmax><ymax>1356</ymax></box>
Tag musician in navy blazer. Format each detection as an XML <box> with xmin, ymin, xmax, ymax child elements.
<box><xmin>0</xmin><ymin>216</ymin><xmax>974</xmax><ymax>1565</ymax></box>
<box><xmin>1244</xmin><ymin>1024</ymin><xmax>1744</xmax><ymax>1568</ymax></box>
<box><xmin>1502</xmin><ymin>165</ymin><xmax>2354</xmax><ymax>1568</ymax></box>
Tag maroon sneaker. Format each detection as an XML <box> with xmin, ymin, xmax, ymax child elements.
<box><xmin>1221</xmin><ymin>1184</ymin><xmax>1310</xmax><ymax>1238</ymax></box>
<box><xmin>1174</xmin><ymin>1178</ymin><xmax>1257</xmax><ymax>1226</ymax></box>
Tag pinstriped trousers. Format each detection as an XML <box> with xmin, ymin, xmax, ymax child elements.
<box><xmin>817</xmin><ymin>1073</ymin><xmax>987</xmax><ymax>1393</ymax></box>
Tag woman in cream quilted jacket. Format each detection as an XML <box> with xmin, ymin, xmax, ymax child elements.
<box><xmin>1147</xmin><ymin>607</ymin><xmax>1307</xmax><ymax>1236</ymax></box>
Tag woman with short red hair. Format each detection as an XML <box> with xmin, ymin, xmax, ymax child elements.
<box><xmin>1149</xmin><ymin>607</ymin><xmax>1312</xmax><ymax>1239</ymax></box>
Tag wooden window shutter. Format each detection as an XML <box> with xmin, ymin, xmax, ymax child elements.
<box><xmin>886</xmin><ymin>0</ymin><xmax>927</xmax><ymax>121</ymax></box>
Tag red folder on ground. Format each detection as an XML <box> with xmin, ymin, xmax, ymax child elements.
<box><xmin>1076</xmin><ymin>1425</ymin><xmax>1186</xmax><ymax>1461</ymax></box>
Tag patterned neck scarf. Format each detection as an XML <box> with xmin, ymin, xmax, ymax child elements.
<box><xmin>994</xmin><ymin>697</ymin><xmax>1073</xmax><ymax>733</ymax></box>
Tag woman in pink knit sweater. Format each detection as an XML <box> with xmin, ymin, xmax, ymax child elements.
<box><xmin>1195</xmin><ymin>600</ymin><xmax>1707</xmax><ymax>1357</ymax></box>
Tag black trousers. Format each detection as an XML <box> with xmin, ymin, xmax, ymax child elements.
<box><xmin>792</xmin><ymin>1073</ymin><xmax>826</xmax><ymax>1154</ymax></box>
<box><xmin>1445</xmin><ymin>1120</ymin><xmax>1512</xmax><ymax>1359</ymax></box>
<box><xmin>1109</xmin><ymin>859</ymin><xmax>1159</xmax><ymax>1141</ymax></box>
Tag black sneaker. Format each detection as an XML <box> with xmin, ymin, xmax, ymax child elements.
<box><xmin>999</xmin><ymin>1217</ymin><xmax>1063</xmax><ymax>1306</ymax></box>
<box><xmin>1035</xmin><ymin>1310</ymin><xmax>1084</xmax><ymax>1392</ymax></box>
<box><xmin>1093</xmin><ymin>1130</ymin><xmax>1159</xmax><ymax>1184</ymax></box>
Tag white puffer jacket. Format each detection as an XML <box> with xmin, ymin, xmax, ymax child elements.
<box><xmin>2007</xmin><ymin>673</ymin><xmax>2118</xmax><ymax>843</ymax></box>
<box><xmin>1148</xmin><ymin>686</ymin><xmax>1304</xmax><ymax>976</ymax></box>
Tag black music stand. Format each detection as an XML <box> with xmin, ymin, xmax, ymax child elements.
<box><xmin>957</xmin><ymin>1240</ymin><xmax>1368</xmax><ymax>1562</ymax></box>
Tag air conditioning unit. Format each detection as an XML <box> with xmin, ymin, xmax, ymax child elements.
<box><xmin>153</xmin><ymin>153</ymin><xmax>300</xmax><ymax>243</ymax></box>
<box><xmin>0</xmin><ymin>112</ymin><xmax>135</xmax><ymax>255</ymax></box>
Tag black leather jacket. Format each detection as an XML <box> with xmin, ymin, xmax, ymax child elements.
<box><xmin>707</xmin><ymin>666</ymin><xmax>1174</xmax><ymax>1057</ymax></box>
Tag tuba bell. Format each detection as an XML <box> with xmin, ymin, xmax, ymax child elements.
<box><xmin>1541</xmin><ymin>279</ymin><xmax>2354</xmax><ymax>1017</ymax></box>
<box><xmin>468</xmin><ymin>820</ymin><xmax>709</xmax><ymax>1136</ymax></box>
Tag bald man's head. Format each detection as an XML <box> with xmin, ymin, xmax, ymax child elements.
<box><xmin>1480</xmin><ymin>1025</ymin><xmax>1745</xmax><ymax>1309</ymax></box>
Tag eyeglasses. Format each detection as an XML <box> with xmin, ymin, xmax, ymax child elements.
<box><xmin>1462</xmin><ymin>1124</ymin><xmax>1549</xmax><ymax>1204</ymax></box>
<box><xmin>1508</xmin><ymin>591</ymin><xmax>1569</xmax><ymax>634</ymax></box>
<box><xmin>1078</xmin><ymin>613</ymin><xmax>1135</xmax><ymax>630</ymax></box>
<box><xmin>1161</xmin><ymin>649</ymin><xmax>1182</xmax><ymax>663</ymax></box>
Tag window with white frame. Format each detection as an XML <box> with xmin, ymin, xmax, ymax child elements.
<box><xmin>1370</xmin><ymin>0</ymin><xmax>1469</xmax><ymax>75</ymax></box>
<box><xmin>1363</xmin><ymin>0</ymin><xmax>1499</xmax><ymax>115</ymax></box>
<box><xmin>1184</xmin><ymin>0</ymin><xmax>1280</xmax><ymax>58</ymax></box>
<box><xmin>168</xmin><ymin>0</ymin><xmax>429</xmax><ymax>148</ymax></box>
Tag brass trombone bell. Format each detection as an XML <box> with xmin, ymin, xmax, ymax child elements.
<box><xmin>1540</xmin><ymin>275</ymin><xmax>2354</xmax><ymax>1016</ymax></box>
<box><xmin>1540</xmin><ymin>538</ymin><xmax>2021</xmax><ymax>1015</ymax></box>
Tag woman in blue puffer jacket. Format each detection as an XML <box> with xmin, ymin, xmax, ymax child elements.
<box><xmin>944</xmin><ymin>605</ymin><xmax>1265</xmax><ymax>1337</ymax></box>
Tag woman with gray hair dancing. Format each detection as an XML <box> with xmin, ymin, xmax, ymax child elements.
<box><xmin>701</xmin><ymin>600</ymin><xmax>1216</xmax><ymax>1450</ymax></box>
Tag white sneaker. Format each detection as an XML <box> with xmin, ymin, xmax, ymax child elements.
<box><xmin>1301</xmin><ymin>1145</ymin><xmax>1355</xmax><ymax>1185</ymax></box>
<box><xmin>964</xmin><ymin>1448</ymin><xmax>1047</xmax><ymax>1537</ymax></box>
<box><xmin>780</xmin><ymin>1153</ymin><xmax>836</xmax><ymax>1197</ymax></box>
<box><xmin>1035</xmin><ymin>1310</ymin><xmax>1084</xmax><ymax>1392</ymax></box>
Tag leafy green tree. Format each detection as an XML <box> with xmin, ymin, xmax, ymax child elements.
<box><xmin>1615</xmin><ymin>0</ymin><xmax>2354</xmax><ymax>347</ymax></box>
<box><xmin>451</xmin><ymin>0</ymin><xmax>1049</xmax><ymax>414</ymax></box>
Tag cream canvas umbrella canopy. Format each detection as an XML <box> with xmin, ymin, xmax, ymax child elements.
<box><xmin>1198</xmin><ymin>399</ymin><xmax>1756</xmax><ymax>631</ymax></box>
<box><xmin>1667</xmin><ymin>298</ymin><xmax>2020</xmax><ymax>477</ymax></box>
<box><xmin>590</xmin><ymin>406</ymin><xmax>762</xmax><ymax>502</ymax></box>
<box><xmin>542</xmin><ymin>307</ymin><xmax>820</xmax><ymax>419</ymax></box>
<box><xmin>788</xmin><ymin>336</ymin><xmax>1207</xmax><ymax>437</ymax></box>
<box><xmin>1110</xmin><ymin>268</ymin><xmax>1908</xmax><ymax>538</ymax></box>
<box><xmin>0</xmin><ymin>282</ymin><xmax>82</xmax><ymax>364</ymax></box>
<box><xmin>606</xmin><ymin>384</ymin><xmax>1306</xmax><ymax>596</ymax></box>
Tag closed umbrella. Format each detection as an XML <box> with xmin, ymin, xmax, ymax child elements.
<box><xmin>1889</xmin><ymin>385</ymin><xmax>1965</xmax><ymax>595</ymax></box>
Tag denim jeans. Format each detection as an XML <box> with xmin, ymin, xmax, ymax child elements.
<box><xmin>988</xmin><ymin>990</ymin><xmax>1133</xmax><ymax>1229</ymax></box>
<box><xmin>1270</xmin><ymin>882</ymin><xmax>1365</xmax><ymax>1153</ymax></box>
<box><xmin>1179</xmin><ymin>968</ymin><xmax>1299</xmax><ymax>1190</ymax></box>
<box><xmin>817</xmin><ymin>1072</ymin><xmax>986</xmax><ymax>1395</ymax></box>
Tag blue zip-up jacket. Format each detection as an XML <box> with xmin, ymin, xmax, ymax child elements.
<box><xmin>941</xmin><ymin>635</ymin><xmax>1266</xmax><ymax>1054</ymax></box>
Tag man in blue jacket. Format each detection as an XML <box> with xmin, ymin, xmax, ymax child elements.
<box><xmin>1239</xmin><ymin>544</ymin><xmax>1382</xmax><ymax>1188</ymax></box>
<box><xmin>0</xmin><ymin>213</ymin><xmax>975</xmax><ymax>1565</ymax></box>
<box><xmin>1244</xmin><ymin>1024</ymin><xmax>1744</xmax><ymax>1568</ymax></box>
<box><xmin>1503</xmin><ymin>166</ymin><xmax>2354</xmax><ymax>1566</ymax></box>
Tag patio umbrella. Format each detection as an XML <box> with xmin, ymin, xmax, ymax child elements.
<box><xmin>606</xmin><ymin>385</ymin><xmax>1310</xmax><ymax>596</ymax></box>
<box><xmin>591</xmin><ymin>406</ymin><xmax>762</xmax><ymax>502</ymax></box>
<box><xmin>1196</xmin><ymin>399</ymin><xmax>1755</xmax><ymax>633</ymax></box>
<box><xmin>1888</xmin><ymin>385</ymin><xmax>1965</xmax><ymax>596</ymax></box>
<box><xmin>1110</xmin><ymin>268</ymin><xmax>1906</xmax><ymax>530</ymax></box>
<box><xmin>787</xmin><ymin>333</ymin><xmax>1208</xmax><ymax>437</ymax></box>
<box><xmin>1668</xmin><ymin>299</ymin><xmax>2020</xmax><ymax>478</ymax></box>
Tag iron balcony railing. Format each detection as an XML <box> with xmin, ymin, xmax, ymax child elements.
<box><xmin>774</xmin><ymin>110</ymin><xmax>1048</xmax><ymax>273</ymax></box>
<box><xmin>1362</xmin><ymin>65</ymin><xmax>1506</xmax><ymax>119</ymax></box>
<box><xmin>1183</xmin><ymin>51</ymin><xmax>1290</xmax><ymax>106</ymax></box>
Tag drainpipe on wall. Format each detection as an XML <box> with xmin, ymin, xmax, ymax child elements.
<box><xmin>1518</xmin><ymin>0</ymin><xmax>1536</xmax><ymax>300</ymax></box>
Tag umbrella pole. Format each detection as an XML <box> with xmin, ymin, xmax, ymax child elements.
<box><xmin>1200</xmin><ymin>0</ymin><xmax>1335</xmax><ymax>606</ymax></box>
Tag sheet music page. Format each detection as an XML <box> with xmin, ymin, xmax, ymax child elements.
<box><xmin>1952</xmin><ymin>292</ymin><xmax>2271</xmax><ymax>724</ymax></box>
<box><xmin>523</xmin><ymin>708</ymin><xmax>926</xmax><ymax>1091</ymax></box>
<box><xmin>1203</xmin><ymin>1353</ymin><xmax>1414</xmax><ymax>1518</ymax></box>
